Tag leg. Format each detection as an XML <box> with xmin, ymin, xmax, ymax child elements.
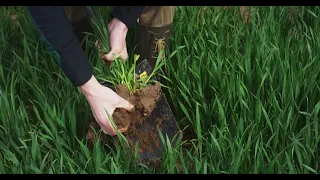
<box><xmin>135</xmin><ymin>6</ymin><xmax>176</xmax><ymax>69</ymax></box>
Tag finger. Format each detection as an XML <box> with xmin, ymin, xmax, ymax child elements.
<box><xmin>120</xmin><ymin>47</ymin><xmax>129</xmax><ymax>61</ymax></box>
<box><xmin>118</xmin><ymin>127</ymin><xmax>128</xmax><ymax>133</ymax></box>
<box><xmin>104</xmin><ymin>50</ymin><xmax>118</xmax><ymax>62</ymax></box>
<box><xmin>96</xmin><ymin>119</ymin><xmax>117</xmax><ymax>136</ymax></box>
<box><xmin>114</xmin><ymin>47</ymin><xmax>129</xmax><ymax>62</ymax></box>
<box><xmin>117</xmin><ymin>97</ymin><xmax>134</xmax><ymax>112</ymax></box>
<box><xmin>118</xmin><ymin>122</ymin><xmax>130</xmax><ymax>133</ymax></box>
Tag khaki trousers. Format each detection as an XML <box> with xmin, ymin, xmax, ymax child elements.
<box><xmin>138</xmin><ymin>6</ymin><xmax>175</xmax><ymax>27</ymax></box>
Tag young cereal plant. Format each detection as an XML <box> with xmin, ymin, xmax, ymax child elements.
<box><xmin>95</xmin><ymin>49</ymin><xmax>169</xmax><ymax>95</ymax></box>
<box><xmin>108</xmin><ymin>50</ymin><xmax>168</xmax><ymax>93</ymax></box>
<box><xmin>85</xmin><ymin>6</ymin><xmax>169</xmax><ymax>94</ymax></box>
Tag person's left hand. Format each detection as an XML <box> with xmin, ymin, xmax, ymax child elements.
<box><xmin>96</xmin><ymin>17</ymin><xmax>129</xmax><ymax>64</ymax></box>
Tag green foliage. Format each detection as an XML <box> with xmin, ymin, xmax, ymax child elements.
<box><xmin>0</xmin><ymin>6</ymin><xmax>320</xmax><ymax>174</ymax></box>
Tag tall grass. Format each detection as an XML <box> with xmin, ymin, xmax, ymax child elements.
<box><xmin>85</xmin><ymin>6</ymin><xmax>168</xmax><ymax>92</ymax></box>
<box><xmin>164</xmin><ymin>6</ymin><xmax>320</xmax><ymax>173</ymax></box>
<box><xmin>0</xmin><ymin>6</ymin><xmax>319</xmax><ymax>174</ymax></box>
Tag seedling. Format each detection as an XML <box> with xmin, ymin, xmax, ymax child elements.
<box><xmin>83</xmin><ymin>6</ymin><xmax>180</xmax><ymax>164</ymax></box>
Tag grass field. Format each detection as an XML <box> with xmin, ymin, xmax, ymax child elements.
<box><xmin>0</xmin><ymin>6</ymin><xmax>320</xmax><ymax>174</ymax></box>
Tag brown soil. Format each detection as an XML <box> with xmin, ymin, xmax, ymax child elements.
<box><xmin>113</xmin><ymin>82</ymin><xmax>161</xmax><ymax>126</ymax></box>
<box><xmin>116</xmin><ymin>82</ymin><xmax>162</xmax><ymax>153</ymax></box>
<box><xmin>86</xmin><ymin>82</ymin><xmax>164</xmax><ymax>154</ymax></box>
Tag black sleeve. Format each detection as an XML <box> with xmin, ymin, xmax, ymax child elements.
<box><xmin>27</xmin><ymin>6</ymin><xmax>93</xmax><ymax>87</ymax></box>
<box><xmin>111</xmin><ymin>6</ymin><xmax>146</xmax><ymax>28</ymax></box>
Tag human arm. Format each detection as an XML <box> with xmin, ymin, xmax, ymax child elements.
<box><xmin>26</xmin><ymin>6</ymin><xmax>134</xmax><ymax>135</ymax></box>
<box><xmin>27</xmin><ymin>6</ymin><xmax>93</xmax><ymax>87</ymax></box>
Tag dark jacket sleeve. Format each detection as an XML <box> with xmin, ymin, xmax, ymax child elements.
<box><xmin>27</xmin><ymin>6</ymin><xmax>93</xmax><ymax>87</ymax></box>
<box><xmin>27</xmin><ymin>6</ymin><xmax>145</xmax><ymax>87</ymax></box>
<box><xmin>111</xmin><ymin>6</ymin><xmax>145</xmax><ymax>28</ymax></box>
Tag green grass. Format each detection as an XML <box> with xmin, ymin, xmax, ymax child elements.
<box><xmin>0</xmin><ymin>6</ymin><xmax>320</xmax><ymax>174</ymax></box>
<box><xmin>85</xmin><ymin>6</ymin><xmax>113</xmax><ymax>55</ymax></box>
<box><xmin>84</xmin><ymin>6</ymin><xmax>168</xmax><ymax>92</ymax></box>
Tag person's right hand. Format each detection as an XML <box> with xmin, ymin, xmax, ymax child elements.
<box><xmin>95</xmin><ymin>17</ymin><xmax>129</xmax><ymax>66</ymax></box>
<box><xmin>80</xmin><ymin>75</ymin><xmax>134</xmax><ymax>136</ymax></box>
<box><xmin>102</xmin><ymin>17</ymin><xmax>129</xmax><ymax>63</ymax></box>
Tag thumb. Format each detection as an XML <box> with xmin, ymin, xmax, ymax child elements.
<box><xmin>117</xmin><ymin>97</ymin><xmax>134</xmax><ymax>112</ymax></box>
<box><xmin>104</xmin><ymin>50</ymin><xmax>118</xmax><ymax>62</ymax></box>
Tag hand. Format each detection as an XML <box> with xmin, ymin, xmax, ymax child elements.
<box><xmin>80</xmin><ymin>75</ymin><xmax>134</xmax><ymax>136</ymax></box>
<box><xmin>101</xmin><ymin>17</ymin><xmax>129</xmax><ymax>63</ymax></box>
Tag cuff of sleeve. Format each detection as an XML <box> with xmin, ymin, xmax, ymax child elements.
<box><xmin>61</xmin><ymin>56</ymin><xmax>94</xmax><ymax>87</ymax></box>
<box><xmin>59</xmin><ymin>38</ymin><xmax>94</xmax><ymax>87</ymax></box>
<box><xmin>111</xmin><ymin>6</ymin><xmax>145</xmax><ymax>28</ymax></box>
<box><xmin>72</xmin><ymin>62</ymin><xmax>93</xmax><ymax>87</ymax></box>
